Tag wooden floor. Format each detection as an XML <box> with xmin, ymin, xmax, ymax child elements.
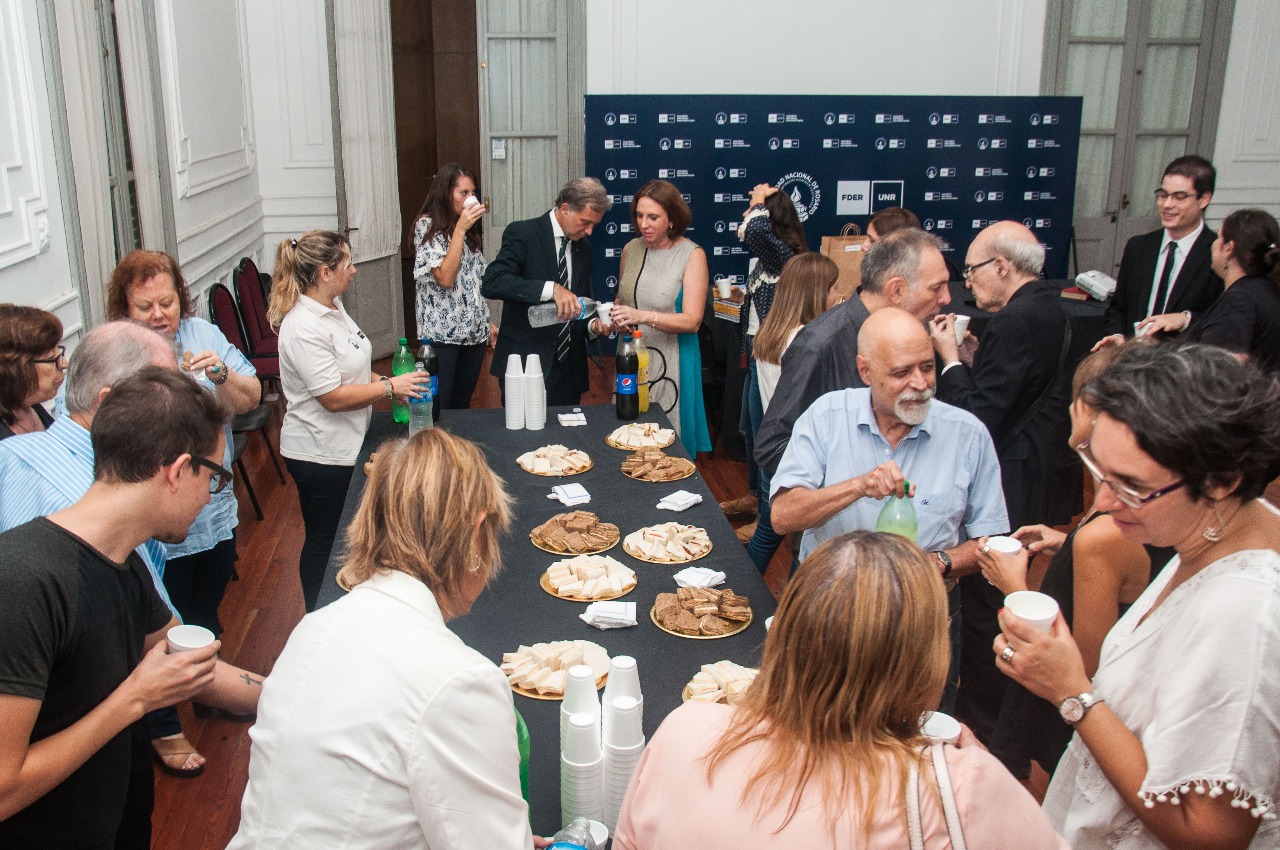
<box><xmin>150</xmin><ymin>351</ymin><xmax>791</xmax><ymax>848</ymax></box>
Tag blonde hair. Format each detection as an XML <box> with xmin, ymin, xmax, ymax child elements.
<box><xmin>703</xmin><ymin>531</ymin><xmax>949</xmax><ymax>838</ymax></box>
<box><xmin>753</xmin><ymin>254</ymin><xmax>838</xmax><ymax>364</ymax></box>
<box><xmin>267</xmin><ymin>230</ymin><xmax>349</xmax><ymax>328</ymax></box>
<box><xmin>337</xmin><ymin>430</ymin><xmax>513</xmax><ymax>599</ymax></box>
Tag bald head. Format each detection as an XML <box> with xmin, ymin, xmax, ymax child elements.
<box><xmin>856</xmin><ymin>308</ymin><xmax>937</xmax><ymax>428</ymax></box>
<box><xmin>857</xmin><ymin>307</ymin><xmax>930</xmax><ymax>359</ymax></box>
<box><xmin>64</xmin><ymin>321</ymin><xmax>177</xmax><ymax>416</ymax></box>
<box><xmin>964</xmin><ymin>221</ymin><xmax>1045</xmax><ymax>312</ymax></box>
<box><xmin>974</xmin><ymin>221</ymin><xmax>1044</xmax><ymax>279</ymax></box>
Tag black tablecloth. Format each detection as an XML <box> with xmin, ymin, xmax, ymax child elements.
<box><xmin>318</xmin><ymin>407</ymin><xmax>775</xmax><ymax>835</ymax></box>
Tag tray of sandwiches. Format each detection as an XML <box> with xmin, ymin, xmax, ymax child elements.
<box><xmin>541</xmin><ymin>554</ymin><xmax>637</xmax><ymax>601</ymax></box>
<box><xmin>620</xmin><ymin>448</ymin><xmax>696</xmax><ymax>482</ymax></box>
<box><xmin>530</xmin><ymin>511</ymin><xmax>620</xmax><ymax>554</ymax></box>
<box><xmin>623</xmin><ymin>522</ymin><xmax>712</xmax><ymax>563</ymax></box>
<box><xmin>606</xmin><ymin>422</ymin><xmax>676</xmax><ymax>450</ymax></box>
<box><xmin>651</xmin><ymin>587</ymin><xmax>753</xmax><ymax>639</ymax></box>
<box><xmin>682</xmin><ymin>660</ymin><xmax>759</xmax><ymax>705</ymax></box>
<box><xmin>501</xmin><ymin>640</ymin><xmax>611</xmax><ymax>700</ymax></box>
<box><xmin>516</xmin><ymin>444</ymin><xmax>593</xmax><ymax>476</ymax></box>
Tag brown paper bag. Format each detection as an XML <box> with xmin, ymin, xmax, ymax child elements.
<box><xmin>821</xmin><ymin>224</ymin><xmax>870</xmax><ymax>303</ymax></box>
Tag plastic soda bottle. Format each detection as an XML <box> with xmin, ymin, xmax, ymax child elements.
<box><xmin>391</xmin><ymin>337</ymin><xmax>413</xmax><ymax>424</ymax></box>
<box><xmin>875</xmin><ymin>480</ymin><xmax>918</xmax><ymax>542</ymax></box>
<box><xmin>407</xmin><ymin>355</ymin><xmax>433</xmax><ymax>436</ymax></box>
<box><xmin>528</xmin><ymin>297</ymin><xmax>598</xmax><ymax>328</ymax></box>
<box><xmin>634</xmin><ymin>329</ymin><xmax>650</xmax><ymax>413</ymax></box>
<box><xmin>514</xmin><ymin>708</ymin><xmax>531</xmax><ymax>805</ymax></box>
<box><xmin>418</xmin><ymin>340</ymin><xmax>440</xmax><ymax>422</ymax></box>
<box><xmin>548</xmin><ymin>817</ymin><xmax>599</xmax><ymax>850</ymax></box>
<box><xmin>615</xmin><ymin>331</ymin><xmax>639</xmax><ymax>421</ymax></box>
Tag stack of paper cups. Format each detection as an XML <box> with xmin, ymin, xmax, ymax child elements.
<box><xmin>561</xmin><ymin>713</ymin><xmax>604</xmax><ymax>825</ymax></box>
<box><xmin>504</xmin><ymin>354</ymin><xmax>525</xmax><ymax>430</ymax></box>
<box><xmin>561</xmin><ymin>665</ymin><xmax>601</xmax><ymax>747</ymax></box>
<box><xmin>601</xmin><ymin>695</ymin><xmax>645</xmax><ymax>830</ymax></box>
<box><xmin>601</xmin><ymin>656</ymin><xmax>643</xmax><ymax>743</ymax></box>
<box><xmin>524</xmin><ymin>354</ymin><xmax>546</xmax><ymax>430</ymax></box>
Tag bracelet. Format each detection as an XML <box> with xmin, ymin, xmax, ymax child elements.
<box><xmin>651</xmin><ymin>311</ymin><xmax>658</xmax><ymax>330</ymax></box>
<box><xmin>379</xmin><ymin>377</ymin><xmax>394</xmax><ymax>400</ymax></box>
<box><xmin>210</xmin><ymin>363</ymin><xmax>229</xmax><ymax>385</ymax></box>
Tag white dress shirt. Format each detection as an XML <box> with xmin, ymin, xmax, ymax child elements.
<box><xmin>229</xmin><ymin>569</ymin><xmax>533</xmax><ymax>850</ymax></box>
<box><xmin>1146</xmin><ymin>220</ymin><xmax>1204</xmax><ymax>317</ymax></box>
<box><xmin>277</xmin><ymin>294</ymin><xmax>372</xmax><ymax>465</ymax></box>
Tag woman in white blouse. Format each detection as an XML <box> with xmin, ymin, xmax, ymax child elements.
<box><xmin>228</xmin><ymin>429</ymin><xmax>533</xmax><ymax>850</ymax></box>
<box><xmin>268</xmin><ymin>230</ymin><xmax>428</xmax><ymax>611</ymax></box>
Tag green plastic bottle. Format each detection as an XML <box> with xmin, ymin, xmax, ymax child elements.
<box><xmin>391</xmin><ymin>337</ymin><xmax>413</xmax><ymax>424</ymax></box>
<box><xmin>514</xmin><ymin>707</ymin><xmax>531</xmax><ymax>807</ymax></box>
<box><xmin>875</xmin><ymin>480</ymin><xmax>918</xmax><ymax>542</ymax></box>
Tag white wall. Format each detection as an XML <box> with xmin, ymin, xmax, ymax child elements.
<box><xmin>1206</xmin><ymin>0</ymin><xmax>1280</xmax><ymax>226</ymax></box>
<box><xmin>0</xmin><ymin>0</ymin><xmax>84</xmax><ymax>344</ymax></box>
<box><xmin>587</xmin><ymin>0</ymin><xmax>1047</xmax><ymax>96</ymax></box>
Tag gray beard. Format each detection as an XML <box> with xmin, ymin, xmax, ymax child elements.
<box><xmin>894</xmin><ymin>389</ymin><xmax>934</xmax><ymax>426</ymax></box>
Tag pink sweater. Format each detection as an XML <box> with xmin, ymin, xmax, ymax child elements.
<box><xmin>615</xmin><ymin>701</ymin><xmax>1068</xmax><ymax>850</ymax></box>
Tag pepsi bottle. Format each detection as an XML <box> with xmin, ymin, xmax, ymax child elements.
<box><xmin>615</xmin><ymin>331</ymin><xmax>639</xmax><ymax>421</ymax></box>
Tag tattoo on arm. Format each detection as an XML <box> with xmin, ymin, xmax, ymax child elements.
<box><xmin>240</xmin><ymin>673</ymin><xmax>263</xmax><ymax>688</ymax></box>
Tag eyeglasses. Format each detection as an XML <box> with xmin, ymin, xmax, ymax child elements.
<box><xmin>1075</xmin><ymin>440</ymin><xmax>1185</xmax><ymax>509</ymax></box>
<box><xmin>1153</xmin><ymin>189</ymin><xmax>1201</xmax><ymax>203</ymax></box>
<box><xmin>962</xmin><ymin>257</ymin><xmax>998</xmax><ymax>279</ymax></box>
<box><xmin>173</xmin><ymin>454</ymin><xmax>233</xmax><ymax>494</ymax></box>
<box><xmin>31</xmin><ymin>345</ymin><xmax>67</xmax><ymax>366</ymax></box>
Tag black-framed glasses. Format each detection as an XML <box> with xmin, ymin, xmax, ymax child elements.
<box><xmin>1154</xmin><ymin>189</ymin><xmax>1201</xmax><ymax>203</ymax></box>
<box><xmin>1075</xmin><ymin>440</ymin><xmax>1185</xmax><ymax>509</ymax></box>
<box><xmin>31</xmin><ymin>345</ymin><xmax>67</xmax><ymax>366</ymax></box>
<box><xmin>180</xmin><ymin>454</ymin><xmax>233</xmax><ymax>494</ymax></box>
<box><xmin>962</xmin><ymin>257</ymin><xmax>998</xmax><ymax>279</ymax></box>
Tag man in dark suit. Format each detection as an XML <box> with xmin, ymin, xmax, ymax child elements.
<box><xmin>929</xmin><ymin>220</ymin><xmax>1080</xmax><ymax>747</ymax></box>
<box><xmin>482</xmin><ymin>178</ymin><xmax>613</xmax><ymax>405</ymax></box>
<box><xmin>1100</xmin><ymin>155</ymin><xmax>1223</xmax><ymax>342</ymax></box>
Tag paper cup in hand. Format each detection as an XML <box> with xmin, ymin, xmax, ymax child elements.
<box><xmin>983</xmin><ymin>535</ymin><xmax>1023</xmax><ymax>555</ymax></box>
<box><xmin>462</xmin><ymin>194</ymin><xmax>481</xmax><ymax>209</ymax></box>
<box><xmin>920</xmin><ymin>711</ymin><xmax>962</xmax><ymax>744</ymax></box>
<box><xmin>167</xmin><ymin>624</ymin><xmax>215</xmax><ymax>653</ymax></box>
<box><xmin>715</xmin><ymin>279</ymin><xmax>733</xmax><ymax>299</ymax></box>
<box><xmin>953</xmin><ymin>314</ymin><xmax>971</xmax><ymax>346</ymax></box>
<box><xmin>1005</xmin><ymin>590</ymin><xmax>1059</xmax><ymax>633</ymax></box>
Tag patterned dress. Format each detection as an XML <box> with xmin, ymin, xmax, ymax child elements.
<box><xmin>412</xmin><ymin>216</ymin><xmax>490</xmax><ymax>345</ymax></box>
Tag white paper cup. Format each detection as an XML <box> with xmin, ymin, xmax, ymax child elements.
<box><xmin>166</xmin><ymin>624</ymin><xmax>215</xmax><ymax>653</ymax></box>
<box><xmin>589</xmin><ymin>820</ymin><xmax>609</xmax><ymax>847</ymax></box>
<box><xmin>715</xmin><ymin>279</ymin><xmax>733</xmax><ymax>299</ymax></box>
<box><xmin>524</xmin><ymin>353</ymin><xmax>542</xmax><ymax>376</ymax></box>
<box><xmin>505</xmin><ymin>353</ymin><xmax>523</xmax><ymax>375</ymax></box>
<box><xmin>563</xmin><ymin>713</ymin><xmax>602</xmax><ymax>765</ymax></box>
<box><xmin>596</xmin><ymin>301</ymin><xmax>612</xmax><ymax>326</ymax></box>
<box><xmin>603</xmin><ymin>656</ymin><xmax>641</xmax><ymax>703</ymax></box>
<box><xmin>463</xmin><ymin>194</ymin><xmax>481</xmax><ymax>209</ymax></box>
<box><xmin>603</xmin><ymin>695</ymin><xmax>643</xmax><ymax>748</ymax></box>
<box><xmin>765</xmin><ymin>615</ymin><xmax>774</xmax><ymax>631</ymax></box>
<box><xmin>564</xmin><ymin>665</ymin><xmax>600</xmax><ymax>714</ymax></box>
<box><xmin>1134</xmin><ymin>321</ymin><xmax>1150</xmax><ymax>338</ymax></box>
<box><xmin>953</xmin><ymin>314</ymin><xmax>971</xmax><ymax>346</ymax></box>
<box><xmin>920</xmin><ymin>711</ymin><xmax>962</xmax><ymax>744</ymax></box>
<box><xmin>1005</xmin><ymin>590</ymin><xmax>1060</xmax><ymax>632</ymax></box>
<box><xmin>984</xmin><ymin>535</ymin><xmax>1023</xmax><ymax>555</ymax></box>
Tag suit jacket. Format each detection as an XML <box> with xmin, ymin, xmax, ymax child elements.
<box><xmin>937</xmin><ymin>279</ymin><xmax>1080</xmax><ymax>529</ymax></box>
<box><xmin>1103</xmin><ymin>225</ymin><xmax>1223</xmax><ymax>337</ymax></box>
<box><xmin>481</xmin><ymin>212</ymin><xmax>593</xmax><ymax>394</ymax></box>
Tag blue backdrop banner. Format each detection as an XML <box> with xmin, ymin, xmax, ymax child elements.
<box><xmin>584</xmin><ymin>94</ymin><xmax>1082</xmax><ymax>302</ymax></box>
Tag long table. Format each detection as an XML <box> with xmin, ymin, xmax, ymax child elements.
<box><xmin>318</xmin><ymin>407</ymin><xmax>775</xmax><ymax>835</ymax></box>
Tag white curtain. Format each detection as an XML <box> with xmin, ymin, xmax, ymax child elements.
<box><xmin>332</xmin><ymin>1</ymin><xmax>401</xmax><ymax>263</ymax></box>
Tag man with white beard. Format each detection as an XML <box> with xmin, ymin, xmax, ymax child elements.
<box><xmin>771</xmin><ymin>308</ymin><xmax>1008</xmax><ymax>710</ymax></box>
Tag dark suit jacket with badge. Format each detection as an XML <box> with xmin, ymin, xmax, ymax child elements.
<box><xmin>1103</xmin><ymin>225</ymin><xmax>1223</xmax><ymax>337</ymax></box>
<box><xmin>482</xmin><ymin>212</ymin><xmax>593</xmax><ymax>397</ymax></box>
<box><xmin>937</xmin><ymin>279</ymin><xmax>1080</xmax><ymax>529</ymax></box>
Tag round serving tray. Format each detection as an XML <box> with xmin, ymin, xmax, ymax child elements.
<box><xmin>623</xmin><ymin>537</ymin><xmax>712</xmax><ymax>564</ymax></box>
<box><xmin>606</xmin><ymin>428</ymin><xmax>676</xmax><ymax>451</ymax></box>
<box><xmin>620</xmin><ymin>459</ymin><xmax>696</xmax><ymax>483</ymax></box>
<box><xmin>530</xmin><ymin>533</ymin><xmax>619</xmax><ymax>556</ymax></box>
<box><xmin>650</xmin><ymin>603</ymin><xmax>752</xmax><ymax>639</ymax></box>
<box><xmin>517</xmin><ymin>455</ymin><xmax>594</xmax><ymax>477</ymax></box>
<box><xmin>538</xmin><ymin>571</ymin><xmax>636</xmax><ymax>602</ymax></box>
<box><xmin>511</xmin><ymin>671</ymin><xmax>607</xmax><ymax>701</ymax></box>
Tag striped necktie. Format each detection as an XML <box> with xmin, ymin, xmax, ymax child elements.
<box><xmin>556</xmin><ymin>237</ymin><xmax>571</xmax><ymax>362</ymax></box>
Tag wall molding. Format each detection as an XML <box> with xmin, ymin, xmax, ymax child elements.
<box><xmin>1230</xmin><ymin>2</ymin><xmax>1280</xmax><ymax>162</ymax></box>
<box><xmin>0</xmin><ymin>0</ymin><xmax>51</xmax><ymax>270</ymax></box>
<box><xmin>276</xmin><ymin>0</ymin><xmax>333</xmax><ymax>169</ymax></box>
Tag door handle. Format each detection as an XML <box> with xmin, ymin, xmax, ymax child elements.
<box><xmin>1106</xmin><ymin>209</ymin><xmax>1118</xmax><ymax>223</ymax></box>
<box><xmin>1120</xmin><ymin>193</ymin><xmax>1130</xmax><ymax>209</ymax></box>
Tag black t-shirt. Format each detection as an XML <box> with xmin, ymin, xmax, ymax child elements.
<box><xmin>0</xmin><ymin>517</ymin><xmax>171</xmax><ymax>849</ymax></box>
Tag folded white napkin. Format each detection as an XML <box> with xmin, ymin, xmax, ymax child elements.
<box><xmin>580</xmin><ymin>601</ymin><xmax>637</xmax><ymax>629</ymax></box>
<box><xmin>657</xmin><ymin>489</ymin><xmax>702</xmax><ymax>511</ymax></box>
<box><xmin>557</xmin><ymin>412</ymin><xmax>588</xmax><ymax>426</ymax></box>
<box><xmin>549</xmin><ymin>483</ymin><xmax>591</xmax><ymax>506</ymax></box>
<box><xmin>673</xmin><ymin>566</ymin><xmax>726</xmax><ymax>588</ymax></box>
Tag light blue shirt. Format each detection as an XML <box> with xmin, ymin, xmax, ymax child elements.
<box><xmin>0</xmin><ymin>417</ymin><xmax>177</xmax><ymax>616</ymax></box>
<box><xmin>772</xmin><ymin>388</ymin><xmax>1010</xmax><ymax>559</ymax></box>
<box><xmin>166</xmin><ymin>317</ymin><xmax>256</xmax><ymax>558</ymax></box>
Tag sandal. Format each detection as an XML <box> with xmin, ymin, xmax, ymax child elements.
<box><xmin>151</xmin><ymin>734</ymin><xmax>205</xmax><ymax>778</ymax></box>
<box><xmin>719</xmin><ymin>494</ymin><xmax>759</xmax><ymax>518</ymax></box>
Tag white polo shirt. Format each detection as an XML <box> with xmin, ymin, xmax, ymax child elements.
<box><xmin>278</xmin><ymin>294</ymin><xmax>372</xmax><ymax>465</ymax></box>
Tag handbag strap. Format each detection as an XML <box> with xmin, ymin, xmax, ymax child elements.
<box><xmin>906</xmin><ymin>744</ymin><xmax>969</xmax><ymax>850</ymax></box>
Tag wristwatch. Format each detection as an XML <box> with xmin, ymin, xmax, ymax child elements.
<box><xmin>932</xmin><ymin>550</ymin><xmax>953</xmax><ymax>578</ymax></box>
<box><xmin>1058</xmin><ymin>691</ymin><xmax>1104</xmax><ymax>725</ymax></box>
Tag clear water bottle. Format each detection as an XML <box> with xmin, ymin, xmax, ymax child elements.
<box><xmin>391</xmin><ymin>337</ymin><xmax>413</xmax><ymax>424</ymax></box>
<box><xmin>418</xmin><ymin>340</ymin><xmax>440</xmax><ymax>422</ymax></box>
<box><xmin>548</xmin><ymin>817</ymin><xmax>599</xmax><ymax>850</ymax></box>
<box><xmin>875</xmin><ymin>480</ymin><xmax>918</xmax><ymax>542</ymax></box>
<box><xmin>408</xmin><ymin>358</ymin><xmax>433</xmax><ymax>436</ymax></box>
<box><xmin>528</xmin><ymin>297</ymin><xmax>598</xmax><ymax>328</ymax></box>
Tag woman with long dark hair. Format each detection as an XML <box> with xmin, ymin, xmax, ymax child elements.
<box><xmin>0</xmin><ymin>305</ymin><xmax>64</xmax><ymax>439</ymax></box>
<box><xmin>410</xmin><ymin>164</ymin><xmax>495</xmax><ymax>408</ymax></box>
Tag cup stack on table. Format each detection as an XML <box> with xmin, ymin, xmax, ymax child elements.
<box><xmin>561</xmin><ymin>655</ymin><xmax>646</xmax><ymax>831</ymax></box>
